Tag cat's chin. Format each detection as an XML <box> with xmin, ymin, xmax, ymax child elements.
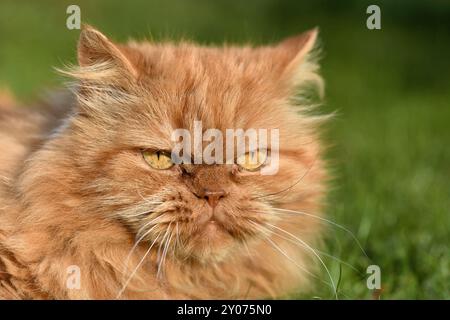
<box><xmin>180</xmin><ymin>221</ymin><xmax>237</xmax><ymax>263</ymax></box>
<box><xmin>202</xmin><ymin>220</ymin><xmax>223</xmax><ymax>235</ymax></box>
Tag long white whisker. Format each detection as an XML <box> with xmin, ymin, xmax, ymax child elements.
<box><xmin>116</xmin><ymin>232</ymin><xmax>161</xmax><ymax>299</ymax></box>
<box><xmin>156</xmin><ymin>223</ymin><xmax>172</xmax><ymax>278</ymax></box>
<box><xmin>273</xmin><ymin>207</ymin><xmax>369</xmax><ymax>259</ymax></box>
<box><xmin>249</xmin><ymin>221</ymin><xmax>329</xmax><ymax>286</ymax></box>
<box><xmin>265</xmin><ymin>222</ymin><xmax>338</xmax><ymax>299</ymax></box>
<box><xmin>135</xmin><ymin>215</ymin><xmax>167</xmax><ymax>239</ymax></box>
<box><xmin>122</xmin><ymin>224</ymin><xmax>158</xmax><ymax>278</ymax></box>
<box><xmin>158</xmin><ymin>228</ymin><xmax>173</xmax><ymax>280</ymax></box>
<box><xmin>124</xmin><ymin>206</ymin><xmax>162</xmax><ymax>218</ymax></box>
<box><xmin>174</xmin><ymin>222</ymin><xmax>180</xmax><ymax>255</ymax></box>
<box><xmin>252</xmin><ymin>216</ymin><xmax>361</xmax><ymax>274</ymax></box>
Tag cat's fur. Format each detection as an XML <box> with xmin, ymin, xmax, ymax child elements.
<box><xmin>0</xmin><ymin>26</ymin><xmax>326</xmax><ymax>299</ymax></box>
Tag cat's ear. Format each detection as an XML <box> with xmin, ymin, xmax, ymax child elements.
<box><xmin>59</xmin><ymin>26</ymin><xmax>141</xmax><ymax>113</ymax></box>
<box><xmin>76</xmin><ymin>25</ymin><xmax>138</xmax><ymax>80</ymax></box>
<box><xmin>276</xmin><ymin>28</ymin><xmax>323</xmax><ymax>95</ymax></box>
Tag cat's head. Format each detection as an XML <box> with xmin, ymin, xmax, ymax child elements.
<box><xmin>42</xmin><ymin>26</ymin><xmax>325</xmax><ymax>263</ymax></box>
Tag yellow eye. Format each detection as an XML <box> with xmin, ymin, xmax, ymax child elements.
<box><xmin>237</xmin><ymin>150</ymin><xmax>268</xmax><ymax>171</ymax></box>
<box><xmin>142</xmin><ymin>150</ymin><xmax>174</xmax><ymax>170</ymax></box>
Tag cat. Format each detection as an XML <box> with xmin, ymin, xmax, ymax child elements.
<box><xmin>0</xmin><ymin>25</ymin><xmax>327</xmax><ymax>299</ymax></box>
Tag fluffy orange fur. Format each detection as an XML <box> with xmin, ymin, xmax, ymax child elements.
<box><xmin>0</xmin><ymin>26</ymin><xmax>327</xmax><ymax>299</ymax></box>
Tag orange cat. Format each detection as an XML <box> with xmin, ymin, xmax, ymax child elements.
<box><xmin>0</xmin><ymin>26</ymin><xmax>327</xmax><ymax>299</ymax></box>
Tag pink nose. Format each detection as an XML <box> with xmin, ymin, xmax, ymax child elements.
<box><xmin>202</xmin><ymin>189</ymin><xmax>227</xmax><ymax>208</ymax></box>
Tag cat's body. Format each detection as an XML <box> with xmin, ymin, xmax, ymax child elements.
<box><xmin>0</xmin><ymin>27</ymin><xmax>326</xmax><ymax>299</ymax></box>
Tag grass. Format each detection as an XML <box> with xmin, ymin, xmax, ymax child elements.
<box><xmin>0</xmin><ymin>0</ymin><xmax>448</xmax><ymax>299</ymax></box>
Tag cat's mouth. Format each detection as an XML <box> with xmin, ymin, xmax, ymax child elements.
<box><xmin>131</xmin><ymin>199</ymin><xmax>263</xmax><ymax>262</ymax></box>
<box><xmin>197</xmin><ymin>213</ymin><xmax>229</xmax><ymax>236</ymax></box>
<box><xmin>194</xmin><ymin>204</ymin><xmax>228</xmax><ymax>228</ymax></box>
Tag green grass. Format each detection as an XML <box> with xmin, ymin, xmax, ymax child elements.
<box><xmin>0</xmin><ymin>0</ymin><xmax>449</xmax><ymax>299</ymax></box>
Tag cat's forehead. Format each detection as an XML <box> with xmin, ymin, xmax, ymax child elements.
<box><xmin>131</xmin><ymin>43</ymin><xmax>285</xmax><ymax>96</ymax></box>
<box><xmin>130</xmin><ymin>42</ymin><xmax>281</xmax><ymax>75</ymax></box>
<box><xmin>129</xmin><ymin>43</ymin><xmax>288</xmax><ymax>129</ymax></box>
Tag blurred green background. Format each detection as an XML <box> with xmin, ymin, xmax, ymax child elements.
<box><xmin>0</xmin><ymin>0</ymin><xmax>449</xmax><ymax>299</ymax></box>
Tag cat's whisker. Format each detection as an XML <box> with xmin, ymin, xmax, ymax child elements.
<box><xmin>117</xmin><ymin>231</ymin><xmax>162</xmax><ymax>299</ymax></box>
<box><xmin>135</xmin><ymin>187</ymin><xmax>165</xmax><ymax>206</ymax></box>
<box><xmin>174</xmin><ymin>222</ymin><xmax>181</xmax><ymax>254</ymax></box>
<box><xmin>129</xmin><ymin>225</ymin><xmax>157</xmax><ymax>258</ymax></box>
<box><xmin>263</xmin><ymin>222</ymin><xmax>338</xmax><ymax>299</ymax></box>
<box><xmin>115</xmin><ymin>188</ymin><xmax>165</xmax><ymax>219</ymax></box>
<box><xmin>272</xmin><ymin>207</ymin><xmax>369</xmax><ymax>259</ymax></box>
<box><xmin>122</xmin><ymin>217</ymin><xmax>166</xmax><ymax>274</ymax></box>
<box><xmin>121</xmin><ymin>222</ymin><xmax>161</xmax><ymax>285</ymax></box>
<box><xmin>124</xmin><ymin>209</ymin><xmax>157</xmax><ymax>218</ymax></box>
<box><xmin>115</xmin><ymin>202</ymin><xmax>162</xmax><ymax>219</ymax></box>
<box><xmin>250</xmin><ymin>216</ymin><xmax>361</xmax><ymax>275</ymax></box>
<box><xmin>156</xmin><ymin>223</ymin><xmax>173</xmax><ymax>279</ymax></box>
<box><xmin>135</xmin><ymin>214</ymin><xmax>165</xmax><ymax>239</ymax></box>
<box><xmin>249</xmin><ymin>221</ymin><xmax>336</xmax><ymax>292</ymax></box>
<box><xmin>250</xmin><ymin>221</ymin><xmax>323</xmax><ymax>280</ymax></box>
<box><xmin>158</xmin><ymin>228</ymin><xmax>174</xmax><ymax>280</ymax></box>
<box><xmin>251</xmin><ymin>157</ymin><xmax>317</xmax><ymax>201</ymax></box>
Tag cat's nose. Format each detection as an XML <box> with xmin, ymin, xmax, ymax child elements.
<box><xmin>202</xmin><ymin>189</ymin><xmax>227</xmax><ymax>209</ymax></box>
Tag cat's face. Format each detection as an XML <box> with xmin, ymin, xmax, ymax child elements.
<box><xmin>59</xmin><ymin>26</ymin><xmax>324</xmax><ymax>263</ymax></box>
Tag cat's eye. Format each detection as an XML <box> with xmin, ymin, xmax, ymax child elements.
<box><xmin>142</xmin><ymin>150</ymin><xmax>174</xmax><ymax>170</ymax></box>
<box><xmin>236</xmin><ymin>150</ymin><xmax>268</xmax><ymax>171</ymax></box>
